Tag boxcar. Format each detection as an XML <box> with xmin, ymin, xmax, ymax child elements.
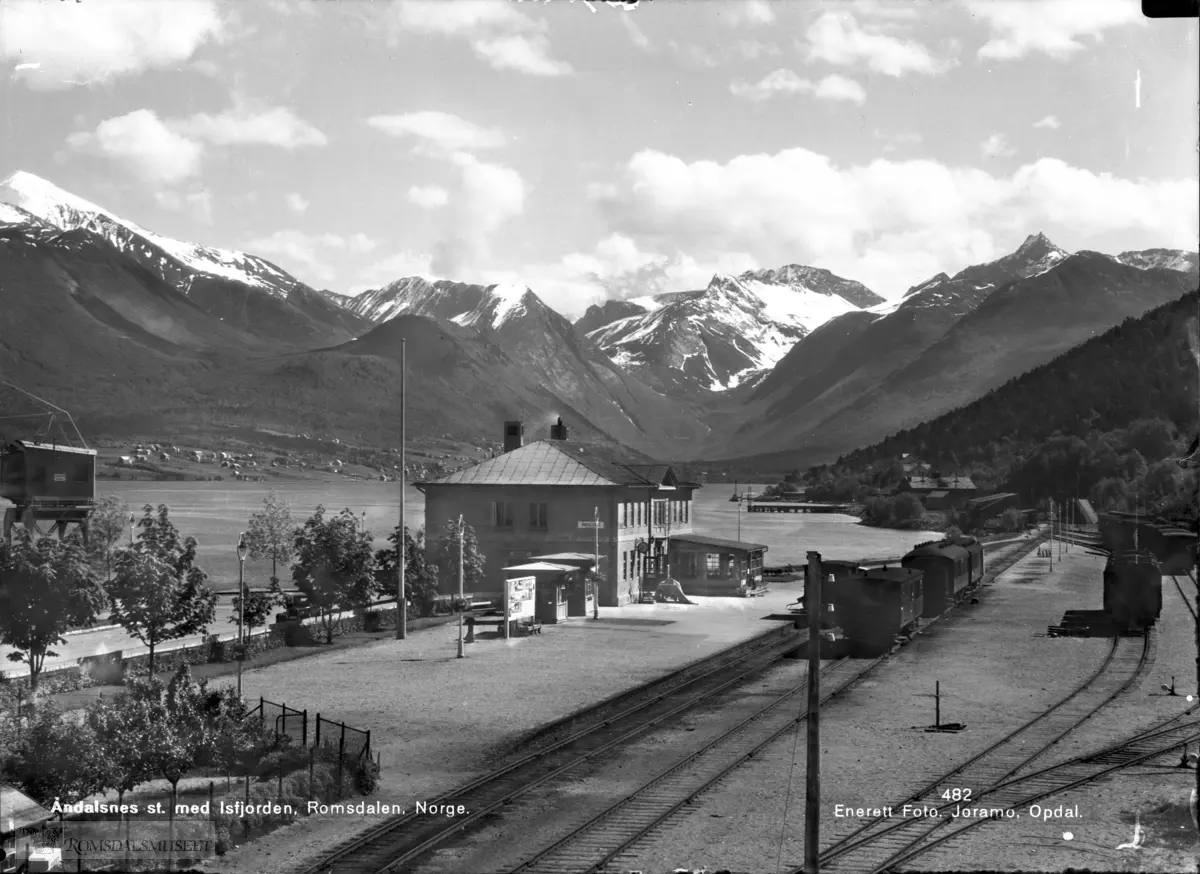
<box><xmin>833</xmin><ymin>567</ymin><xmax>924</xmax><ymax>657</ymax></box>
<box><xmin>946</xmin><ymin>535</ymin><xmax>984</xmax><ymax>588</ymax></box>
<box><xmin>903</xmin><ymin>542</ymin><xmax>970</xmax><ymax>617</ymax></box>
<box><xmin>1103</xmin><ymin>551</ymin><xmax>1162</xmax><ymax>631</ymax></box>
<box><xmin>1156</xmin><ymin>527</ymin><xmax>1198</xmax><ymax>575</ymax></box>
<box><xmin>801</xmin><ymin>560</ymin><xmax>864</xmax><ymax>621</ymax></box>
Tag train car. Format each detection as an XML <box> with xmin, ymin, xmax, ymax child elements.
<box><xmin>1103</xmin><ymin>550</ymin><xmax>1162</xmax><ymax>632</ymax></box>
<box><xmin>1155</xmin><ymin>527</ymin><xmax>1198</xmax><ymax>574</ymax></box>
<box><xmin>833</xmin><ymin>566</ymin><xmax>924</xmax><ymax>657</ymax></box>
<box><xmin>945</xmin><ymin>535</ymin><xmax>984</xmax><ymax>589</ymax></box>
<box><xmin>902</xmin><ymin>542</ymin><xmax>970</xmax><ymax>617</ymax></box>
<box><xmin>800</xmin><ymin>560</ymin><xmax>864</xmax><ymax>620</ymax></box>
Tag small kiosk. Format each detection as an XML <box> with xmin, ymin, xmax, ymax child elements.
<box><xmin>665</xmin><ymin>534</ymin><xmax>769</xmax><ymax>596</ymax></box>
<box><xmin>504</xmin><ymin>561</ymin><xmax>575</xmax><ymax>625</ymax></box>
<box><xmin>528</xmin><ymin>552</ymin><xmax>598</xmax><ymax>618</ymax></box>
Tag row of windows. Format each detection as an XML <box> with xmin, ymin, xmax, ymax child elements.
<box><xmin>492</xmin><ymin>501</ymin><xmax>548</xmax><ymax>529</ymax></box>
<box><xmin>621</xmin><ymin>548</ymin><xmax>647</xmax><ymax>581</ymax></box>
<box><xmin>620</xmin><ymin>499</ymin><xmax>688</xmax><ymax>529</ymax></box>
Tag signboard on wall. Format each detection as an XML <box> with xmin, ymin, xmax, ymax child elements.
<box><xmin>507</xmin><ymin>576</ymin><xmax>536</xmax><ymax>621</ymax></box>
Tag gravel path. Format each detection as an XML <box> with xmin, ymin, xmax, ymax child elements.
<box><xmin>197</xmin><ymin>594</ymin><xmax>802</xmax><ymax>874</ymax></box>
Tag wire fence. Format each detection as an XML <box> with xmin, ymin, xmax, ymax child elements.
<box><xmin>315</xmin><ymin>714</ymin><xmax>372</xmax><ymax>764</ymax></box>
<box><xmin>244</xmin><ymin>697</ymin><xmax>372</xmax><ymax>763</ymax></box>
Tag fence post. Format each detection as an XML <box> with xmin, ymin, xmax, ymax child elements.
<box><xmin>337</xmin><ymin>731</ymin><xmax>345</xmax><ymax>798</ymax></box>
<box><xmin>365</xmin><ymin>730</ymin><xmax>371</xmax><ymax>763</ymax></box>
<box><xmin>303</xmin><ymin>709</ymin><xmax>308</xmax><ymax>748</ymax></box>
<box><xmin>209</xmin><ymin>781</ymin><xmax>214</xmax><ymax>812</ymax></box>
<box><xmin>260</xmin><ymin>696</ymin><xmax>265</xmax><ymax>730</ymax></box>
<box><xmin>315</xmin><ymin>714</ymin><xmax>320</xmax><ymax>749</ymax></box>
<box><xmin>309</xmin><ymin>746</ymin><xmax>315</xmax><ymax>802</ymax></box>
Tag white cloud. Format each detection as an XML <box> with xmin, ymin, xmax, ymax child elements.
<box><xmin>725</xmin><ymin>1</ymin><xmax>775</xmax><ymax>27</ymax></box>
<box><xmin>389</xmin><ymin>0</ymin><xmax>572</xmax><ymax>76</ymax></box>
<box><xmin>967</xmin><ymin>0</ymin><xmax>1144</xmax><ymax>61</ymax></box>
<box><xmin>155</xmin><ymin>189</ymin><xmax>213</xmax><ymax>224</ymax></box>
<box><xmin>803</xmin><ymin>11</ymin><xmax>953</xmax><ymax>76</ymax></box>
<box><xmin>981</xmin><ymin>133</ymin><xmax>1015</xmax><ymax>159</ymax></box>
<box><xmin>245</xmin><ymin>230</ymin><xmax>380</xmax><ymax>283</ymax></box>
<box><xmin>731</xmin><ymin>70</ymin><xmax>865</xmax><ymax>104</ymax></box>
<box><xmin>286</xmin><ymin>193</ymin><xmax>309</xmax><ymax>214</ymax></box>
<box><xmin>355</xmin><ymin>251</ymin><xmax>438</xmax><ymax>291</ymax></box>
<box><xmin>66</xmin><ymin>110</ymin><xmax>203</xmax><ymax>185</ymax></box>
<box><xmin>618</xmin><ymin>13</ymin><xmax>652</xmax><ymax>51</ymax></box>
<box><xmin>408</xmin><ymin>186</ymin><xmax>450</xmax><ymax>209</ymax></box>
<box><xmin>0</xmin><ymin>0</ymin><xmax>223</xmax><ymax>89</ymax></box>
<box><xmin>366</xmin><ymin>111</ymin><xmax>507</xmax><ymax>153</ymax></box>
<box><xmin>590</xmin><ymin>147</ymin><xmax>1198</xmax><ymax>299</ymax></box>
<box><xmin>173</xmin><ymin>103</ymin><xmax>327</xmax><ymax>149</ymax></box>
<box><xmin>671</xmin><ymin>39</ymin><xmax>781</xmax><ymax>68</ymax></box>
<box><xmin>1034</xmin><ymin>115</ymin><xmax>1062</xmax><ymax>129</ymax></box>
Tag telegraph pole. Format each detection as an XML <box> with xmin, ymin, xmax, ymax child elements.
<box><xmin>397</xmin><ymin>339</ymin><xmax>407</xmax><ymax>640</ymax></box>
<box><xmin>593</xmin><ymin>506</ymin><xmax>600</xmax><ymax>619</ymax></box>
<box><xmin>457</xmin><ymin>514</ymin><xmax>465</xmax><ymax>659</ymax></box>
<box><xmin>804</xmin><ymin>551</ymin><xmax>823</xmax><ymax>874</ymax></box>
<box><xmin>1048</xmin><ymin>499</ymin><xmax>1054</xmax><ymax>570</ymax></box>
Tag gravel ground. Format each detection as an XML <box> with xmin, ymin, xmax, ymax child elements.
<box><xmin>198</xmin><ymin>593</ymin><xmax>802</xmax><ymax>874</ymax></box>
<box><xmin>611</xmin><ymin>536</ymin><xmax>1194</xmax><ymax>874</ymax></box>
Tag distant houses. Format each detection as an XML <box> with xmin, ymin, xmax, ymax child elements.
<box><xmin>897</xmin><ymin>473</ymin><xmax>978</xmax><ymax>511</ymax></box>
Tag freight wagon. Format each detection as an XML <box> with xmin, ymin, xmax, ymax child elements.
<box><xmin>1103</xmin><ymin>550</ymin><xmax>1162</xmax><ymax>632</ymax></box>
<box><xmin>832</xmin><ymin>566</ymin><xmax>924</xmax><ymax>657</ymax></box>
<box><xmin>902</xmin><ymin>542</ymin><xmax>970</xmax><ymax>617</ymax></box>
<box><xmin>945</xmin><ymin>535</ymin><xmax>984</xmax><ymax>589</ymax></box>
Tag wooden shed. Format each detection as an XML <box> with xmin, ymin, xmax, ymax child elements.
<box><xmin>666</xmin><ymin>534</ymin><xmax>768</xmax><ymax>596</ymax></box>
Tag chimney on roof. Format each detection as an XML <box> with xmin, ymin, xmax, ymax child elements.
<box><xmin>503</xmin><ymin>421</ymin><xmax>524</xmax><ymax>454</ymax></box>
<box><xmin>549</xmin><ymin>417</ymin><xmax>568</xmax><ymax>441</ymax></box>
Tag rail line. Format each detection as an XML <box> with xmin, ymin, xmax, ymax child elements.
<box><xmin>809</xmin><ymin>631</ymin><xmax>1154</xmax><ymax>873</ymax></box>
<box><xmin>297</xmin><ymin>628</ymin><xmax>809</xmax><ymax>874</ymax></box>
<box><xmin>1171</xmin><ymin>573</ymin><xmax>1197</xmax><ymax>623</ymax></box>
<box><xmin>868</xmin><ymin>707</ymin><xmax>1200</xmax><ymax>872</ymax></box>
<box><xmin>507</xmin><ymin>656</ymin><xmax>869</xmax><ymax>874</ymax></box>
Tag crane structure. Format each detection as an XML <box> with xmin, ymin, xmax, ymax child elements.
<box><xmin>0</xmin><ymin>382</ymin><xmax>96</xmax><ymax>545</ymax></box>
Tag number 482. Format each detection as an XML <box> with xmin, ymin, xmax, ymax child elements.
<box><xmin>941</xmin><ymin>788</ymin><xmax>972</xmax><ymax>801</ymax></box>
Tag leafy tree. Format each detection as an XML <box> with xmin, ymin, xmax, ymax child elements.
<box><xmin>107</xmin><ymin>505</ymin><xmax>217</xmax><ymax>676</ymax></box>
<box><xmin>244</xmin><ymin>489</ymin><xmax>296</xmax><ymax>584</ymax></box>
<box><xmin>291</xmin><ymin>506</ymin><xmax>379</xmax><ymax>644</ymax></box>
<box><xmin>892</xmin><ymin>493</ymin><xmax>926</xmax><ymax>525</ymax></box>
<box><xmin>1000</xmin><ymin>507</ymin><xmax>1024</xmax><ymax>532</ymax></box>
<box><xmin>3</xmin><ymin>700</ymin><xmax>107</xmax><ymax>804</ymax></box>
<box><xmin>230</xmin><ymin>585</ymin><xmax>283</xmax><ymax>633</ymax></box>
<box><xmin>430</xmin><ymin>518</ymin><xmax>486</xmax><ymax>596</ymax></box>
<box><xmin>0</xmin><ymin>530</ymin><xmax>106</xmax><ymax>695</ymax></box>
<box><xmin>87</xmin><ymin>494</ymin><xmax>130</xmax><ymax>582</ymax></box>
<box><xmin>375</xmin><ymin>525</ymin><xmax>440</xmax><ymax>618</ymax></box>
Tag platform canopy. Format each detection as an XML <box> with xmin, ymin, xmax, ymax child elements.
<box><xmin>529</xmin><ymin>552</ymin><xmax>595</xmax><ymax>564</ymax></box>
<box><xmin>503</xmin><ymin>562</ymin><xmax>578</xmax><ymax>573</ymax></box>
<box><xmin>670</xmin><ymin>533</ymin><xmax>768</xmax><ymax>554</ymax></box>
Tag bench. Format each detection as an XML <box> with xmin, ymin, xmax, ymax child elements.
<box><xmin>518</xmin><ymin>618</ymin><xmax>542</xmax><ymax>636</ymax></box>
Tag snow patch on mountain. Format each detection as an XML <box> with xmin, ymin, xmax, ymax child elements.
<box><xmin>0</xmin><ymin>171</ymin><xmax>301</xmax><ymax>298</ymax></box>
<box><xmin>1116</xmin><ymin>248</ymin><xmax>1199</xmax><ymax>273</ymax></box>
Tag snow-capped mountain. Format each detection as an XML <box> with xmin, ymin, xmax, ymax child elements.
<box><xmin>1115</xmin><ymin>248</ymin><xmax>1199</xmax><ymax>274</ymax></box>
<box><xmin>347</xmin><ymin>276</ymin><xmax>545</xmax><ymax>333</ymax></box>
<box><xmin>580</xmin><ymin>267</ymin><xmax>882</xmax><ymax>392</ymax></box>
<box><xmin>0</xmin><ymin>171</ymin><xmax>369</xmax><ymax>347</ymax></box>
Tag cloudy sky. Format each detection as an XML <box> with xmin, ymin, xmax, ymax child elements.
<box><xmin>1</xmin><ymin>0</ymin><xmax>1196</xmax><ymax>316</ymax></box>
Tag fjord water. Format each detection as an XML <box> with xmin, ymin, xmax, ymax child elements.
<box><xmin>108</xmin><ymin>481</ymin><xmax>942</xmax><ymax>588</ymax></box>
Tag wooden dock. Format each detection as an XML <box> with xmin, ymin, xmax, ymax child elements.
<box><xmin>746</xmin><ymin>501</ymin><xmax>853</xmax><ymax>514</ymax></box>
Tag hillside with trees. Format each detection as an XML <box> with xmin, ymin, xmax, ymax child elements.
<box><xmin>796</xmin><ymin>292</ymin><xmax>1199</xmax><ymax>527</ymax></box>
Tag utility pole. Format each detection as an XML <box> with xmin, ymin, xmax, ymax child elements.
<box><xmin>1048</xmin><ymin>498</ymin><xmax>1054</xmax><ymax>571</ymax></box>
<box><xmin>457</xmin><ymin>514</ymin><xmax>465</xmax><ymax>659</ymax></box>
<box><xmin>593</xmin><ymin>506</ymin><xmax>600</xmax><ymax>619</ymax></box>
<box><xmin>804</xmin><ymin>551</ymin><xmax>823</xmax><ymax>874</ymax></box>
<box><xmin>397</xmin><ymin>339</ymin><xmax>407</xmax><ymax>640</ymax></box>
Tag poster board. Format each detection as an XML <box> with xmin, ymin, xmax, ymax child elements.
<box><xmin>506</xmin><ymin>576</ymin><xmax>536</xmax><ymax>623</ymax></box>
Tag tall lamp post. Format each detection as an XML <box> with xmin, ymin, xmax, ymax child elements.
<box><xmin>457</xmin><ymin>514</ymin><xmax>465</xmax><ymax>659</ymax></box>
<box><xmin>128</xmin><ymin>514</ymin><xmax>136</xmax><ymax>546</ymax></box>
<box><xmin>236</xmin><ymin>533</ymin><xmax>247</xmax><ymax>696</ymax></box>
<box><xmin>593</xmin><ymin>506</ymin><xmax>600</xmax><ymax>620</ymax></box>
<box><xmin>397</xmin><ymin>338</ymin><xmax>407</xmax><ymax>641</ymax></box>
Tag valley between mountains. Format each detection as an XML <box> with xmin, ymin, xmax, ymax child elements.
<box><xmin>1</xmin><ymin>170</ymin><xmax>1195</xmax><ymax>470</ymax></box>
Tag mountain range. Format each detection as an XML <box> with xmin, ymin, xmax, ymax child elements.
<box><xmin>1</xmin><ymin>170</ymin><xmax>1195</xmax><ymax>469</ymax></box>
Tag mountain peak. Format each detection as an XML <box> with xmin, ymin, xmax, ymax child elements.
<box><xmin>1017</xmin><ymin>231</ymin><xmax>1059</xmax><ymax>254</ymax></box>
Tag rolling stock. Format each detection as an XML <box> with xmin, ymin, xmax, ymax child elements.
<box><xmin>1102</xmin><ymin>550</ymin><xmax>1162</xmax><ymax>632</ymax></box>
<box><xmin>945</xmin><ymin>535</ymin><xmax>985</xmax><ymax>589</ymax></box>
<box><xmin>831</xmin><ymin>566</ymin><xmax>924</xmax><ymax>657</ymax></box>
<box><xmin>902</xmin><ymin>541</ymin><xmax>970</xmax><ymax>617</ymax></box>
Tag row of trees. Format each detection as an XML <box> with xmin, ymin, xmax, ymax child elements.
<box><xmin>0</xmin><ymin>492</ymin><xmax>488</xmax><ymax>694</ymax></box>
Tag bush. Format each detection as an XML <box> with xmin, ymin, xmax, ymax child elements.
<box><xmin>355</xmin><ymin>756</ymin><xmax>381</xmax><ymax>795</ymax></box>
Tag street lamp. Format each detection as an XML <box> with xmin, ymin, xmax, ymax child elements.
<box><xmin>397</xmin><ymin>338</ymin><xmax>407</xmax><ymax>641</ymax></box>
<box><xmin>457</xmin><ymin>515</ymin><xmax>465</xmax><ymax>659</ymax></box>
<box><xmin>236</xmin><ymin>533</ymin><xmax>248</xmax><ymax>696</ymax></box>
<box><xmin>128</xmin><ymin>514</ymin><xmax>136</xmax><ymax>546</ymax></box>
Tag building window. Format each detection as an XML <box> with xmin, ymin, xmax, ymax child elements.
<box><xmin>622</xmin><ymin>502</ymin><xmax>629</xmax><ymax>529</ymax></box>
<box><xmin>492</xmin><ymin>501</ymin><xmax>514</xmax><ymax>528</ymax></box>
<box><xmin>706</xmin><ymin>553</ymin><xmax>721</xmax><ymax>574</ymax></box>
<box><xmin>636</xmin><ymin>503</ymin><xmax>642</xmax><ymax>528</ymax></box>
<box><xmin>528</xmin><ymin>502</ymin><xmax>548</xmax><ymax>530</ymax></box>
<box><xmin>622</xmin><ymin>550</ymin><xmax>629</xmax><ymax>580</ymax></box>
<box><xmin>683</xmin><ymin>501</ymin><xmax>689</xmax><ymax>524</ymax></box>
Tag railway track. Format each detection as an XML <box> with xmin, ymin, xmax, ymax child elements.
<box><xmin>857</xmin><ymin>707</ymin><xmax>1200</xmax><ymax>872</ymax></box>
<box><xmin>808</xmin><ymin>631</ymin><xmax>1154</xmax><ymax>874</ymax></box>
<box><xmin>507</xmin><ymin>656</ymin><xmax>870</xmax><ymax>874</ymax></box>
<box><xmin>1172</xmin><ymin>571</ymin><xmax>1198</xmax><ymax>623</ymax></box>
<box><xmin>297</xmin><ymin>628</ymin><xmax>809</xmax><ymax>874</ymax></box>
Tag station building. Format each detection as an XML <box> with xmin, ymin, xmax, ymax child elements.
<box><xmin>417</xmin><ymin>419</ymin><xmax>700</xmax><ymax>606</ymax></box>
